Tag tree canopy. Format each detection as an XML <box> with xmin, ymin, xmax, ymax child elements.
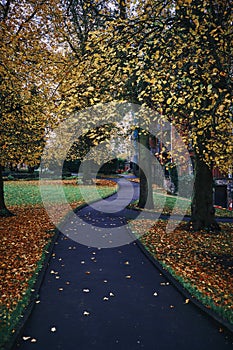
<box><xmin>0</xmin><ymin>0</ymin><xmax>64</xmax><ymax>168</ymax></box>
<box><xmin>58</xmin><ymin>0</ymin><xmax>232</xmax><ymax>172</ymax></box>
<box><xmin>57</xmin><ymin>0</ymin><xmax>232</xmax><ymax>228</ymax></box>
<box><xmin>1</xmin><ymin>0</ymin><xmax>232</xmax><ymax>227</ymax></box>
<box><xmin>0</xmin><ymin>0</ymin><xmax>65</xmax><ymax>215</ymax></box>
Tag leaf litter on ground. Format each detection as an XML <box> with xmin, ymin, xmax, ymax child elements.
<box><xmin>0</xmin><ymin>178</ymin><xmax>117</xmax><ymax>347</ymax></box>
<box><xmin>129</xmin><ymin>219</ymin><xmax>233</xmax><ymax>325</ymax></box>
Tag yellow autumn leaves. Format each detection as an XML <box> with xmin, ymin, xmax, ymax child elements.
<box><xmin>1</xmin><ymin>0</ymin><xmax>232</xmax><ymax>173</ymax></box>
<box><xmin>0</xmin><ymin>0</ymin><xmax>66</xmax><ymax>167</ymax></box>
<box><xmin>166</xmin><ymin>97</ymin><xmax>186</xmax><ymax>105</ymax></box>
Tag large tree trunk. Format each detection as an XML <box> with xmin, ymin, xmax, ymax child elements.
<box><xmin>138</xmin><ymin>133</ymin><xmax>154</xmax><ymax>209</ymax></box>
<box><xmin>190</xmin><ymin>156</ymin><xmax>220</xmax><ymax>232</ymax></box>
<box><xmin>0</xmin><ymin>164</ymin><xmax>13</xmax><ymax>217</ymax></box>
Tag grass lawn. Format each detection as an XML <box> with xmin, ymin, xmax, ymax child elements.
<box><xmin>0</xmin><ymin>178</ymin><xmax>117</xmax><ymax>349</ymax></box>
<box><xmin>4</xmin><ymin>178</ymin><xmax>116</xmax><ymax>207</ymax></box>
<box><xmin>152</xmin><ymin>190</ymin><xmax>233</xmax><ymax>218</ymax></box>
<box><xmin>129</xmin><ymin>187</ymin><xmax>233</xmax><ymax>218</ymax></box>
<box><xmin>129</xmin><ymin>177</ymin><xmax>233</xmax><ymax>218</ymax></box>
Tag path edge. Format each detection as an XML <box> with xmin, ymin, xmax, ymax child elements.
<box><xmin>5</xmin><ymin>228</ymin><xmax>59</xmax><ymax>350</ymax></box>
<box><xmin>127</xmin><ymin>226</ymin><xmax>233</xmax><ymax>335</ymax></box>
<box><xmin>7</xmin><ymin>185</ymin><xmax>118</xmax><ymax>350</ymax></box>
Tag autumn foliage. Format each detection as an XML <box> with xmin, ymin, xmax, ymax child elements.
<box><xmin>0</xmin><ymin>178</ymin><xmax>116</xmax><ymax>346</ymax></box>
<box><xmin>130</xmin><ymin>219</ymin><xmax>233</xmax><ymax>325</ymax></box>
<box><xmin>0</xmin><ymin>0</ymin><xmax>232</xmax><ymax>345</ymax></box>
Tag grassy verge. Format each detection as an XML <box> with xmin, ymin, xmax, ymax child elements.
<box><xmin>129</xmin><ymin>190</ymin><xmax>233</xmax><ymax>218</ymax></box>
<box><xmin>0</xmin><ymin>178</ymin><xmax>117</xmax><ymax>349</ymax></box>
<box><xmin>129</xmin><ymin>219</ymin><xmax>233</xmax><ymax>327</ymax></box>
<box><xmin>128</xmin><ymin>178</ymin><xmax>232</xmax><ymax>218</ymax></box>
<box><xmin>151</xmin><ymin>190</ymin><xmax>233</xmax><ymax>218</ymax></box>
<box><xmin>0</xmin><ymin>227</ymin><xmax>54</xmax><ymax>349</ymax></box>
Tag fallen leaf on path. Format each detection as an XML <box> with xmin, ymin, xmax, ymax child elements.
<box><xmin>22</xmin><ymin>336</ymin><xmax>31</xmax><ymax>341</ymax></box>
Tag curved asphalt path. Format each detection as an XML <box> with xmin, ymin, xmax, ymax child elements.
<box><xmin>12</xmin><ymin>177</ymin><xmax>233</xmax><ymax>350</ymax></box>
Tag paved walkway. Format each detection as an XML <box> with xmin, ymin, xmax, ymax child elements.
<box><xmin>13</xmin><ymin>178</ymin><xmax>233</xmax><ymax>350</ymax></box>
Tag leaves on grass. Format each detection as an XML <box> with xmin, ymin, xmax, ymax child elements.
<box><xmin>0</xmin><ymin>205</ymin><xmax>54</xmax><ymax>311</ymax></box>
<box><xmin>130</xmin><ymin>219</ymin><xmax>233</xmax><ymax>323</ymax></box>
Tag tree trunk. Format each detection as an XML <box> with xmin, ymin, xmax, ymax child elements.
<box><xmin>138</xmin><ymin>133</ymin><xmax>154</xmax><ymax>209</ymax></box>
<box><xmin>0</xmin><ymin>164</ymin><xmax>13</xmax><ymax>217</ymax></box>
<box><xmin>82</xmin><ymin>160</ymin><xmax>93</xmax><ymax>185</ymax></box>
<box><xmin>190</xmin><ymin>156</ymin><xmax>220</xmax><ymax>232</ymax></box>
<box><xmin>119</xmin><ymin>0</ymin><xmax>127</xmax><ymax>20</ymax></box>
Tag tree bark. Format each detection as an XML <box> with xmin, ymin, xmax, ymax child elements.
<box><xmin>138</xmin><ymin>133</ymin><xmax>154</xmax><ymax>209</ymax></box>
<box><xmin>0</xmin><ymin>164</ymin><xmax>13</xmax><ymax>217</ymax></box>
<box><xmin>190</xmin><ymin>156</ymin><xmax>220</xmax><ymax>232</ymax></box>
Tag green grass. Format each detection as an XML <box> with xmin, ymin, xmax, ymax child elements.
<box><xmin>5</xmin><ymin>181</ymin><xmax>116</xmax><ymax>207</ymax></box>
<box><xmin>153</xmin><ymin>192</ymin><xmax>191</xmax><ymax>215</ymax></box>
<box><xmin>130</xmin><ymin>191</ymin><xmax>233</xmax><ymax>218</ymax></box>
<box><xmin>151</xmin><ymin>191</ymin><xmax>232</xmax><ymax>218</ymax></box>
<box><xmin>5</xmin><ymin>183</ymin><xmax>41</xmax><ymax>206</ymax></box>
